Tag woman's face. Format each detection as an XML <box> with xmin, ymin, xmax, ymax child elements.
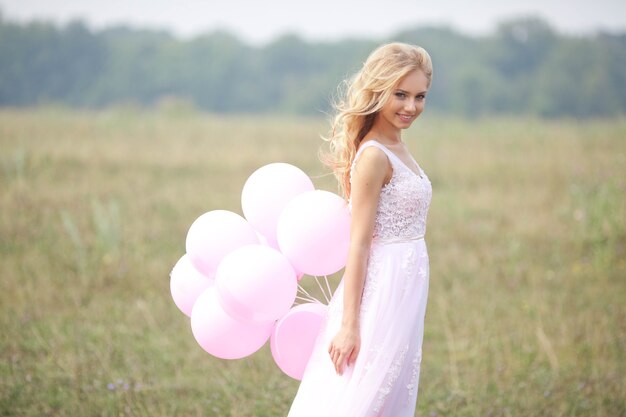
<box><xmin>378</xmin><ymin>69</ymin><xmax>430</xmax><ymax>130</ymax></box>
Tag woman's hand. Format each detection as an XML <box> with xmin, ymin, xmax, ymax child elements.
<box><xmin>328</xmin><ymin>325</ymin><xmax>361</xmax><ymax>375</ymax></box>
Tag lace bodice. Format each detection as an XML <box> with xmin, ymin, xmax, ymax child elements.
<box><xmin>349</xmin><ymin>140</ymin><xmax>432</xmax><ymax>241</ymax></box>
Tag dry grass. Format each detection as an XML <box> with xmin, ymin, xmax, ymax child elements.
<box><xmin>1</xmin><ymin>107</ymin><xmax>624</xmax><ymax>416</ymax></box>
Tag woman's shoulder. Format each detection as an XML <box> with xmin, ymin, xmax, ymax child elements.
<box><xmin>356</xmin><ymin>140</ymin><xmax>394</xmax><ymax>164</ymax></box>
<box><xmin>355</xmin><ymin>140</ymin><xmax>389</xmax><ymax>165</ymax></box>
<box><xmin>352</xmin><ymin>140</ymin><xmax>392</xmax><ymax>184</ymax></box>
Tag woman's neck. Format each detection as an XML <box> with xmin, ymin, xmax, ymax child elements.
<box><xmin>368</xmin><ymin>117</ymin><xmax>402</xmax><ymax>145</ymax></box>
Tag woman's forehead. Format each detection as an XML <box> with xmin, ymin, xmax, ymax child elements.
<box><xmin>396</xmin><ymin>70</ymin><xmax>429</xmax><ymax>92</ymax></box>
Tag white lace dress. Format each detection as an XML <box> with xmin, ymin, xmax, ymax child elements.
<box><xmin>288</xmin><ymin>140</ymin><xmax>433</xmax><ymax>417</ymax></box>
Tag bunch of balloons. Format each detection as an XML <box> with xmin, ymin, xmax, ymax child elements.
<box><xmin>169</xmin><ymin>163</ymin><xmax>351</xmax><ymax>379</ymax></box>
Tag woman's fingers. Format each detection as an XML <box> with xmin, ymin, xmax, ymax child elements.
<box><xmin>333</xmin><ymin>347</ymin><xmax>350</xmax><ymax>375</ymax></box>
<box><xmin>335</xmin><ymin>351</ymin><xmax>346</xmax><ymax>375</ymax></box>
<box><xmin>333</xmin><ymin>351</ymin><xmax>341</xmax><ymax>369</ymax></box>
<box><xmin>329</xmin><ymin>338</ymin><xmax>359</xmax><ymax>375</ymax></box>
<box><xmin>348</xmin><ymin>343</ymin><xmax>360</xmax><ymax>366</ymax></box>
<box><xmin>346</xmin><ymin>349</ymin><xmax>356</xmax><ymax>366</ymax></box>
<box><xmin>329</xmin><ymin>343</ymin><xmax>339</xmax><ymax>373</ymax></box>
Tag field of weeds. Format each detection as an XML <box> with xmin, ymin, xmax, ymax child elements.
<box><xmin>1</xmin><ymin>108</ymin><xmax>624</xmax><ymax>416</ymax></box>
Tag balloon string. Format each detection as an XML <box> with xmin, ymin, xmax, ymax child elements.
<box><xmin>313</xmin><ymin>275</ymin><xmax>331</xmax><ymax>304</ymax></box>
<box><xmin>323</xmin><ymin>275</ymin><xmax>333</xmax><ymax>300</ymax></box>
<box><xmin>296</xmin><ymin>295</ymin><xmax>321</xmax><ymax>304</ymax></box>
<box><xmin>297</xmin><ymin>284</ymin><xmax>319</xmax><ymax>302</ymax></box>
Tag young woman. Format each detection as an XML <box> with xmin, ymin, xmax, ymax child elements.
<box><xmin>287</xmin><ymin>42</ymin><xmax>434</xmax><ymax>417</ymax></box>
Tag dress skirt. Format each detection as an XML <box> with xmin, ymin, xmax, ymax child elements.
<box><xmin>287</xmin><ymin>238</ymin><xmax>430</xmax><ymax>417</ymax></box>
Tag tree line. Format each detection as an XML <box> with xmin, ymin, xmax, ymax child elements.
<box><xmin>0</xmin><ymin>12</ymin><xmax>624</xmax><ymax>118</ymax></box>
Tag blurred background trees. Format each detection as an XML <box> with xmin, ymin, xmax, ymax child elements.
<box><xmin>0</xmin><ymin>13</ymin><xmax>624</xmax><ymax>118</ymax></box>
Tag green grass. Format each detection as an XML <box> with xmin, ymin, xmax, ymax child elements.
<box><xmin>1</xmin><ymin>107</ymin><xmax>625</xmax><ymax>416</ymax></box>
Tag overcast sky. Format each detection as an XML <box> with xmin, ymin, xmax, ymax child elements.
<box><xmin>1</xmin><ymin>0</ymin><xmax>625</xmax><ymax>44</ymax></box>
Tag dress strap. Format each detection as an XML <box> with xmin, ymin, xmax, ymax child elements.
<box><xmin>355</xmin><ymin>140</ymin><xmax>425</xmax><ymax>178</ymax></box>
<box><xmin>353</xmin><ymin>140</ymin><xmax>396</xmax><ymax>168</ymax></box>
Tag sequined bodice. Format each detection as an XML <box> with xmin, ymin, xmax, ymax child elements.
<box><xmin>349</xmin><ymin>140</ymin><xmax>432</xmax><ymax>240</ymax></box>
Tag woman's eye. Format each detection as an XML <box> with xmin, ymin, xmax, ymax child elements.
<box><xmin>395</xmin><ymin>92</ymin><xmax>406</xmax><ymax>99</ymax></box>
<box><xmin>416</xmin><ymin>94</ymin><xmax>426</xmax><ymax>101</ymax></box>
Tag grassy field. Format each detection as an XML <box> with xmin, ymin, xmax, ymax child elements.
<box><xmin>0</xmin><ymin>107</ymin><xmax>624</xmax><ymax>416</ymax></box>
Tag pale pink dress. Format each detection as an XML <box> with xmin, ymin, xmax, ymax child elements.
<box><xmin>288</xmin><ymin>140</ymin><xmax>433</xmax><ymax>417</ymax></box>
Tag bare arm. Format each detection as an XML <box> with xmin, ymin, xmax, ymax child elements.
<box><xmin>328</xmin><ymin>146</ymin><xmax>391</xmax><ymax>374</ymax></box>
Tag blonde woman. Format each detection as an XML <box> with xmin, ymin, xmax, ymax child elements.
<box><xmin>288</xmin><ymin>42</ymin><xmax>433</xmax><ymax>417</ymax></box>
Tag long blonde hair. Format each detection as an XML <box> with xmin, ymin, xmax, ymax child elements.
<box><xmin>321</xmin><ymin>42</ymin><xmax>433</xmax><ymax>198</ymax></box>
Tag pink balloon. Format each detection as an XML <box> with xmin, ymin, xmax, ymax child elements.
<box><xmin>191</xmin><ymin>288</ymin><xmax>274</xmax><ymax>360</ymax></box>
<box><xmin>186</xmin><ymin>210</ymin><xmax>259</xmax><ymax>276</ymax></box>
<box><xmin>242</xmin><ymin>163</ymin><xmax>314</xmax><ymax>245</ymax></box>
<box><xmin>170</xmin><ymin>254</ymin><xmax>214</xmax><ymax>317</ymax></box>
<box><xmin>277</xmin><ymin>190</ymin><xmax>351</xmax><ymax>276</ymax></box>
<box><xmin>296</xmin><ymin>269</ymin><xmax>305</xmax><ymax>282</ymax></box>
<box><xmin>271</xmin><ymin>303</ymin><xmax>328</xmax><ymax>380</ymax></box>
<box><xmin>215</xmin><ymin>244</ymin><xmax>297</xmax><ymax>324</ymax></box>
<box><xmin>256</xmin><ymin>230</ymin><xmax>280</xmax><ymax>251</ymax></box>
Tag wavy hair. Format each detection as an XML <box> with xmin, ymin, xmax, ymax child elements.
<box><xmin>320</xmin><ymin>42</ymin><xmax>433</xmax><ymax>198</ymax></box>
